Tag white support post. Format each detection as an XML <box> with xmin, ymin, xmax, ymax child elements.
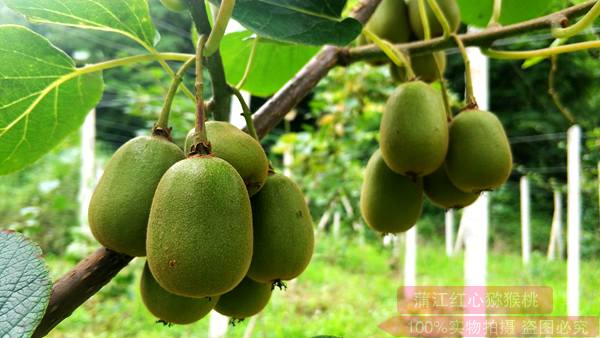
<box><xmin>464</xmin><ymin>29</ymin><xmax>489</xmax><ymax>290</ymax></box>
<box><xmin>520</xmin><ymin>176</ymin><xmax>531</xmax><ymax>264</ymax></box>
<box><xmin>332</xmin><ymin>211</ymin><xmax>341</xmax><ymax>238</ymax></box>
<box><xmin>445</xmin><ymin>209</ymin><xmax>454</xmax><ymax>257</ymax></box>
<box><xmin>404</xmin><ymin>225</ymin><xmax>417</xmax><ymax>299</ymax></box>
<box><xmin>78</xmin><ymin>109</ymin><xmax>96</xmax><ymax>235</ymax></box>
<box><xmin>567</xmin><ymin>125</ymin><xmax>581</xmax><ymax>316</ymax></box>
<box><xmin>548</xmin><ymin>190</ymin><xmax>563</xmax><ymax>260</ymax></box>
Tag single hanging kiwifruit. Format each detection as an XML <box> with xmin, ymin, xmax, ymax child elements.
<box><xmin>88</xmin><ymin>135</ymin><xmax>184</xmax><ymax>257</ymax></box>
<box><xmin>215</xmin><ymin>277</ymin><xmax>272</xmax><ymax>320</ymax></box>
<box><xmin>360</xmin><ymin>149</ymin><xmax>424</xmax><ymax>233</ymax></box>
<box><xmin>424</xmin><ymin>165</ymin><xmax>479</xmax><ymax>209</ymax></box>
<box><xmin>146</xmin><ymin>155</ymin><xmax>253</xmax><ymax>298</ymax></box>
<box><xmin>185</xmin><ymin>121</ymin><xmax>268</xmax><ymax>196</ymax></box>
<box><xmin>140</xmin><ymin>262</ymin><xmax>218</xmax><ymax>325</ymax></box>
<box><xmin>247</xmin><ymin>172</ymin><xmax>314</xmax><ymax>284</ymax></box>
<box><xmin>379</xmin><ymin>80</ymin><xmax>448</xmax><ymax>177</ymax></box>
<box><xmin>445</xmin><ymin>110</ymin><xmax>513</xmax><ymax>192</ymax></box>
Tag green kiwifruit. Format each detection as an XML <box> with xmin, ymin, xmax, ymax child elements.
<box><xmin>215</xmin><ymin>277</ymin><xmax>272</xmax><ymax>319</ymax></box>
<box><xmin>445</xmin><ymin>110</ymin><xmax>513</xmax><ymax>192</ymax></box>
<box><xmin>424</xmin><ymin>166</ymin><xmax>479</xmax><ymax>209</ymax></box>
<box><xmin>247</xmin><ymin>172</ymin><xmax>314</xmax><ymax>284</ymax></box>
<box><xmin>185</xmin><ymin>121</ymin><xmax>268</xmax><ymax>196</ymax></box>
<box><xmin>360</xmin><ymin>150</ymin><xmax>424</xmax><ymax>233</ymax></box>
<box><xmin>391</xmin><ymin>51</ymin><xmax>447</xmax><ymax>83</ymax></box>
<box><xmin>379</xmin><ymin>81</ymin><xmax>448</xmax><ymax>177</ymax></box>
<box><xmin>140</xmin><ymin>262</ymin><xmax>218</xmax><ymax>325</ymax></box>
<box><xmin>88</xmin><ymin>135</ymin><xmax>184</xmax><ymax>257</ymax></box>
<box><xmin>146</xmin><ymin>155</ymin><xmax>253</xmax><ymax>298</ymax></box>
<box><xmin>363</xmin><ymin>0</ymin><xmax>411</xmax><ymax>44</ymax></box>
<box><xmin>408</xmin><ymin>0</ymin><xmax>461</xmax><ymax>39</ymax></box>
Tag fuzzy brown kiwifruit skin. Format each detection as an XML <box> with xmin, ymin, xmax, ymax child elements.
<box><xmin>146</xmin><ymin>156</ymin><xmax>253</xmax><ymax>298</ymax></box>
<box><xmin>379</xmin><ymin>80</ymin><xmax>448</xmax><ymax>177</ymax></box>
<box><xmin>215</xmin><ymin>277</ymin><xmax>272</xmax><ymax>319</ymax></box>
<box><xmin>424</xmin><ymin>166</ymin><xmax>479</xmax><ymax>209</ymax></box>
<box><xmin>184</xmin><ymin>121</ymin><xmax>268</xmax><ymax>196</ymax></box>
<box><xmin>360</xmin><ymin>149</ymin><xmax>424</xmax><ymax>233</ymax></box>
<box><xmin>445</xmin><ymin>110</ymin><xmax>513</xmax><ymax>193</ymax></box>
<box><xmin>88</xmin><ymin>135</ymin><xmax>184</xmax><ymax>257</ymax></box>
<box><xmin>408</xmin><ymin>0</ymin><xmax>461</xmax><ymax>39</ymax></box>
<box><xmin>247</xmin><ymin>172</ymin><xmax>314</xmax><ymax>283</ymax></box>
<box><xmin>140</xmin><ymin>263</ymin><xmax>218</xmax><ymax>325</ymax></box>
<box><xmin>391</xmin><ymin>51</ymin><xmax>447</xmax><ymax>83</ymax></box>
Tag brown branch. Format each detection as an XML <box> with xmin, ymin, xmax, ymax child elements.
<box><xmin>249</xmin><ymin>0</ymin><xmax>596</xmax><ymax>137</ymax></box>
<box><xmin>32</xmin><ymin>248</ymin><xmax>133</xmax><ymax>338</ymax></box>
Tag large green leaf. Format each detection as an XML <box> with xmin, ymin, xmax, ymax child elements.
<box><xmin>0</xmin><ymin>231</ymin><xmax>52</xmax><ymax>338</ymax></box>
<box><xmin>457</xmin><ymin>0</ymin><xmax>551</xmax><ymax>27</ymax></box>
<box><xmin>0</xmin><ymin>25</ymin><xmax>103</xmax><ymax>175</ymax></box>
<box><xmin>221</xmin><ymin>31</ymin><xmax>320</xmax><ymax>97</ymax></box>
<box><xmin>208</xmin><ymin>0</ymin><xmax>362</xmax><ymax>46</ymax></box>
<box><xmin>2</xmin><ymin>0</ymin><xmax>158</xmax><ymax>47</ymax></box>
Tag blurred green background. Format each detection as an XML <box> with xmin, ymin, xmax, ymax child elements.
<box><xmin>0</xmin><ymin>0</ymin><xmax>599</xmax><ymax>337</ymax></box>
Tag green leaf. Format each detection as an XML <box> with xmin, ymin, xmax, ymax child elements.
<box><xmin>0</xmin><ymin>231</ymin><xmax>52</xmax><ymax>338</ymax></box>
<box><xmin>0</xmin><ymin>25</ymin><xmax>104</xmax><ymax>175</ymax></box>
<box><xmin>2</xmin><ymin>0</ymin><xmax>158</xmax><ymax>47</ymax></box>
<box><xmin>208</xmin><ymin>0</ymin><xmax>362</xmax><ymax>46</ymax></box>
<box><xmin>457</xmin><ymin>0</ymin><xmax>551</xmax><ymax>27</ymax></box>
<box><xmin>221</xmin><ymin>31</ymin><xmax>320</xmax><ymax>97</ymax></box>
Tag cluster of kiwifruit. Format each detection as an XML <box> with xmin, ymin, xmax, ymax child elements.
<box><xmin>359</xmin><ymin>0</ymin><xmax>513</xmax><ymax>234</ymax></box>
<box><xmin>88</xmin><ymin>121</ymin><xmax>314</xmax><ymax>325</ymax></box>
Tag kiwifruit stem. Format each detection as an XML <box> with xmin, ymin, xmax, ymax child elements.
<box><xmin>363</xmin><ymin>28</ymin><xmax>415</xmax><ymax>79</ymax></box>
<box><xmin>552</xmin><ymin>0</ymin><xmax>600</xmax><ymax>39</ymax></box>
<box><xmin>231</xmin><ymin>86</ymin><xmax>260</xmax><ymax>141</ymax></box>
<box><xmin>192</xmin><ymin>35</ymin><xmax>211</xmax><ymax>155</ymax></box>
<box><xmin>548</xmin><ymin>55</ymin><xmax>576</xmax><ymax>124</ymax></box>
<box><xmin>418</xmin><ymin>0</ymin><xmax>432</xmax><ymax>40</ymax></box>
<box><xmin>204</xmin><ymin>0</ymin><xmax>236</xmax><ymax>57</ymax></box>
<box><xmin>451</xmin><ymin>34</ymin><xmax>478</xmax><ymax>109</ymax></box>
<box><xmin>235</xmin><ymin>36</ymin><xmax>260</xmax><ymax>90</ymax></box>
<box><xmin>154</xmin><ymin>56</ymin><xmax>197</xmax><ymax>136</ymax></box>
<box><xmin>482</xmin><ymin>40</ymin><xmax>600</xmax><ymax>60</ymax></box>
<box><xmin>435</xmin><ymin>59</ymin><xmax>453</xmax><ymax>121</ymax></box>
<box><xmin>488</xmin><ymin>0</ymin><xmax>503</xmax><ymax>26</ymax></box>
<box><xmin>426</xmin><ymin>0</ymin><xmax>453</xmax><ymax>37</ymax></box>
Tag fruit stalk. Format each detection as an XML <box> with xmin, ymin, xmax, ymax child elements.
<box><xmin>231</xmin><ymin>86</ymin><xmax>260</xmax><ymax>141</ymax></box>
<box><xmin>236</xmin><ymin>36</ymin><xmax>260</xmax><ymax>90</ymax></box>
<box><xmin>418</xmin><ymin>0</ymin><xmax>432</xmax><ymax>40</ymax></box>
<box><xmin>552</xmin><ymin>0</ymin><xmax>600</xmax><ymax>39</ymax></box>
<box><xmin>426</xmin><ymin>0</ymin><xmax>453</xmax><ymax>37</ymax></box>
<box><xmin>155</xmin><ymin>56</ymin><xmax>197</xmax><ymax>136</ymax></box>
<box><xmin>488</xmin><ymin>0</ymin><xmax>503</xmax><ymax>26</ymax></box>
<box><xmin>363</xmin><ymin>28</ymin><xmax>415</xmax><ymax>78</ymax></box>
<box><xmin>192</xmin><ymin>35</ymin><xmax>211</xmax><ymax>154</ymax></box>
<box><xmin>451</xmin><ymin>34</ymin><xmax>478</xmax><ymax>109</ymax></box>
<box><xmin>204</xmin><ymin>0</ymin><xmax>236</xmax><ymax>57</ymax></box>
<box><xmin>482</xmin><ymin>40</ymin><xmax>600</xmax><ymax>59</ymax></box>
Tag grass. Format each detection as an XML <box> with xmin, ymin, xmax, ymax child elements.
<box><xmin>47</xmin><ymin>233</ymin><xmax>600</xmax><ymax>338</ymax></box>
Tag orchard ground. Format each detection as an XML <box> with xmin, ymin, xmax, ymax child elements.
<box><xmin>47</xmin><ymin>234</ymin><xmax>600</xmax><ymax>338</ymax></box>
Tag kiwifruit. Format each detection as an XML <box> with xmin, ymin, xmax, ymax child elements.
<box><xmin>215</xmin><ymin>277</ymin><xmax>272</xmax><ymax>320</ymax></box>
<box><xmin>379</xmin><ymin>80</ymin><xmax>448</xmax><ymax>177</ymax></box>
<box><xmin>360</xmin><ymin>150</ymin><xmax>424</xmax><ymax>233</ymax></box>
<box><xmin>445</xmin><ymin>110</ymin><xmax>513</xmax><ymax>192</ymax></box>
<box><xmin>424</xmin><ymin>166</ymin><xmax>479</xmax><ymax>209</ymax></box>
<box><xmin>146</xmin><ymin>155</ymin><xmax>253</xmax><ymax>298</ymax></box>
<box><xmin>88</xmin><ymin>135</ymin><xmax>184</xmax><ymax>257</ymax></box>
<box><xmin>185</xmin><ymin>121</ymin><xmax>268</xmax><ymax>196</ymax></box>
<box><xmin>408</xmin><ymin>0</ymin><xmax>461</xmax><ymax>39</ymax></box>
<box><xmin>363</xmin><ymin>0</ymin><xmax>411</xmax><ymax>44</ymax></box>
<box><xmin>140</xmin><ymin>262</ymin><xmax>217</xmax><ymax>325</ymax></box>
<box><xmin>390</xmin><ymin>51</ymin><xmax>447</xmax><ymax>83</ymax></box>
<box><xmin>247</xmin><ymin>172</ymin><xmax>314</xmax><ymax>284</ymax></box>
